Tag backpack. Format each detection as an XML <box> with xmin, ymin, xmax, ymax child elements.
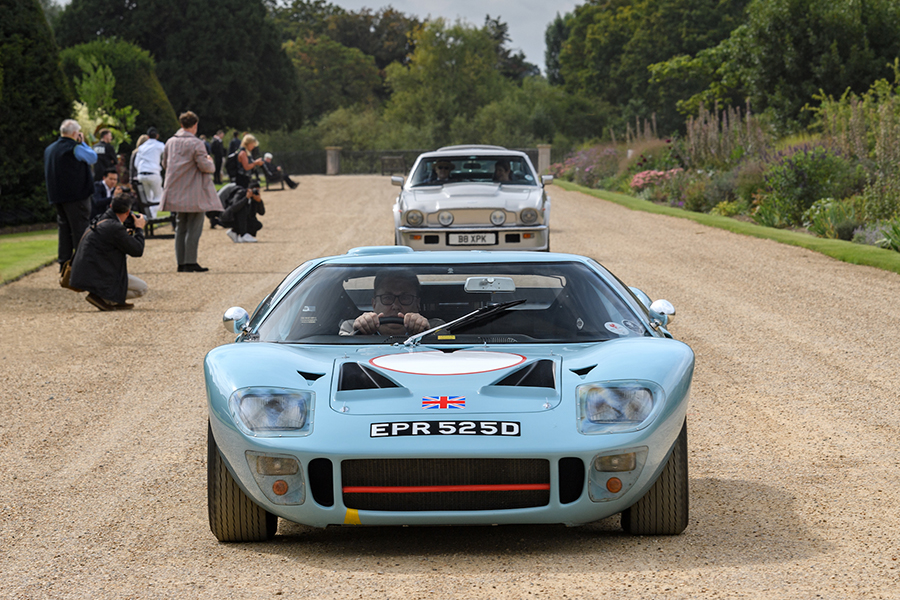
<box><xmin>224</xmin><ymin>149</ymin><xmax>241</xmax><ymax>179</ymax></box>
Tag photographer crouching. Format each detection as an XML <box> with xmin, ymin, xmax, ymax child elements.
<box><xmin>69</xmin><ymin>191</ymin><xmax>149</xmax><ymax>311</ymax></box>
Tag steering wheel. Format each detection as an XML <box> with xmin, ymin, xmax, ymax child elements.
<box><xmin>378</xmin><ymin>316</ymin><xmax>404</xmax><ymax>325</ymax></box>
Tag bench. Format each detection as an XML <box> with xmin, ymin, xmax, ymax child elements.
<box><xmin>381</xmin><ymin>156</ymin><xmax>406</xmax><ymax>176</ymax></box>
<box><xmin>130</xmin><ymin>179</ymin><xmax>175</xmax><ymax>237</ymax></box>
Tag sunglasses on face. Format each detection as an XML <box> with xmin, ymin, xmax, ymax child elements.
<box><xmin>375</xmin><ymin>293</ymin><xmax>418</xmax><ymax>306</ymax></box>
<box><xmin>436</xmin><ymin>165</ymin><xmax>451</xmax><ymax>170</ymax></box>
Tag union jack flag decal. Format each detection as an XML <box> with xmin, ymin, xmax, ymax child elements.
<box><xmin>422</xmin><ymin>396</ymin><xmax>466</xmax><ymax>409</ymax></box>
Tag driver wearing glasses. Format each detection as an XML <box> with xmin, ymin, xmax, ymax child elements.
<box><xmin>341</xmin><ymin>270</ymin><xmax>438</xmax><ymax>336</ymax></box>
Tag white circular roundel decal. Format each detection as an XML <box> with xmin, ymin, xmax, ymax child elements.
<box><xmin>370</xmin><ymin>350</ymin><xmax>526</xmax><ymax>376</ymax></box>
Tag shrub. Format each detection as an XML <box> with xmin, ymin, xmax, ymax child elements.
<box><xmin>859</xmin><ymin>172</ymin><xmax>900</xmax><ymax>221</ymax></box>
<box><xmin>551</xmin><ymin>145</ymin><xmax>619</xmax><ymax>188</ymax></box>
<box><xmin>755</xmin><ymin>144</ymin><xmax>865</xmax><ymax>227</ymax></box>
<box><xmin>803</xmin><ymin>198</ymin><xmax>863</xmax><ymax>240</ymax></box>
<box><xmin>873</xmin><ymin>219</ymin><xmax>900</xmax><ymax>251</ymax></box>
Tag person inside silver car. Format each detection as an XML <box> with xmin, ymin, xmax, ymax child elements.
<box><xmin>426</xmin><ymin>159</ymin><xmax>454</xmax><ymax>183</ymax></box>
<box><xmin>493</xmin><ymin>159</ymin><xmax>511</xmax><ymax>182</ymax></box>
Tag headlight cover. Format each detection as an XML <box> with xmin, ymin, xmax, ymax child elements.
<box><xmin>490</xmin><ymin>210</ymin><xmax>506</xmax><ymax>226</ymax></box>
<box><xmin>438</xmin><ymin>211</ymin><xmax>454</xmax><ymax>226</ymax></box>
<box><xmin>577</xmin><ymin>381</ymin><xmax>663</xmax><ymax>434</ymax></box>
<box><xmin>406</xmin><ymin>210</ymin><xmax>424</xmax><ymax>226</ymax></box>
<box><xmin>229</xmin><ymin>387</ymin><xmax>314</xmax><ymax>437</ymax></box>
<box><xmin>520</xmin><ymin>208</ymin><xmax>539</xmax><ymax>224</ymax></box>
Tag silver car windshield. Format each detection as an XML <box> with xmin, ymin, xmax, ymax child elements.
<box><xmin>255</xmin><ymin>262</ymin><xmax>649</xmax><ymax>344</ymax></box>
<box><xmin>410</xmin><ymin>156</ymin><xmax>538</xmax><ymax>187</ymax></box>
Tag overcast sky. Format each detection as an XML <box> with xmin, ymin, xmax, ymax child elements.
<box><xmin>334</xmin><ymin>0</ymin><xmax>581</xmax><ymax>72</ymax></box>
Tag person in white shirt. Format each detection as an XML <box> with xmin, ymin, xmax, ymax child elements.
<box><xmin>133</xmin><ymin>127</ymin><xmax>166</xmax><ymax>217</ymax></box>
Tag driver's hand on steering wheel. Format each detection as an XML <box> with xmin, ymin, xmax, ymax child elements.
<box><xmin>402</xmin><ymin>312</ymin><xmax>429</xmax><ymax>334</ymax></box>
<box><xmin>353</xmin><ymin>311</ymin><xmax>429</xmax><ymax>335</ymax></box>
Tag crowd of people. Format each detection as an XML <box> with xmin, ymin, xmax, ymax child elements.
<box><xmin>43</xmin><ymin>115</ymin><xmax>298</xmax><ymax>311</ymax></box>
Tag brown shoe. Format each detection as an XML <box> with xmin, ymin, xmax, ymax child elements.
<box><xmin>86</xmin><ymin>293</ymin><xmax>113</xmax><ymax>311</ymax></box>
<box><xmin>110</xmin><ymin>302</ymin><xmax>134</xmax><ymax>310</ymax></box>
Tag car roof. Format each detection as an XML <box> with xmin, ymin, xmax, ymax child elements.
<box><xmin>325</xmin><ymin>246</ymin><xmax>592</xmax><ymax>266</ymax></box>
<box><xmin>418</xmin><ymin>146</ymin><xmax>528</xmax><ymax>159</ymax></box>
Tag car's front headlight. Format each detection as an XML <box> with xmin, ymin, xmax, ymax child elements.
<box><xmin>490</xmin><ymin>210</ymin><xmax>506</xmax><ymax>226</ymax></box>
<box><xmin>406</xmin><ymin>210</ymin><xmax>424</xmax><ymax>226</ymax></box>
<box><xmin>577</xmin><ymin>381</ymin><xmax>662</xmax><ymax>434</ymax></box>
<box><xmin>438</xmin><ymin>210</ymin><xmax>454</xmax><ymax>226</ymax></box>
<box><xmin>229</xmin><ymin>387</ymin><xmax>314</xmax><ymax>437</ymax></box>
<box><xmin>520</xmin><ymin>208</ymin><xmax>539</xmax><ymax>224</ymax></box>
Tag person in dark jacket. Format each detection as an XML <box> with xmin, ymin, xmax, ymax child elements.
<box><xmin>69</xmin><ymin>191</ymin><xmax>148</xmax><ymax>311</ymax></box>
<box><xmin>44</xmin><ymin>119</ymin><xmax>97</xmax><ymax>269</ymax></box>
<box><xmin>221</xmin><ymin>184</ymin><xmax>265</xmax><ymax>243</ymax></box>
<box><xmin>91</xmin><ymin>168</ymin><xmax>120</xmax><ymax>220</ymax></box>
<box><xmin>92</xmin><ymin>128</ymin><xmax>117</xmax><ymax>181</ymax></box>
<box><xmin>210</xmin><ymin>130</ymin><xmax>226</xmax><ymax>184</ymax></box>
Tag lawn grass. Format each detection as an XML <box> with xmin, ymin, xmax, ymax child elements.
<box><xmin>0</xmin><ymin>230</ymin><xmax>58</xmax><ymax>284</ymax></box>
<box><xmin>557</xmin><ymin>181</ymin><xmax>900</xmax><ymax>275</ymax></box>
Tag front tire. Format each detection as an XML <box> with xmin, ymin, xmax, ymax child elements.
<box><xmin>621</xmin><ymin>420</ymin><xmax>689</xmax><ymax>535</ymax></box>
<box><xmin>207</xmin><ymin>422</ymin><xmax>277</xmax><ymax>542</ymax></box>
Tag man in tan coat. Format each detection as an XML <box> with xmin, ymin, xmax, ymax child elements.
<box><xmin>159</xmin><ymin>111</ymin><xmax>223</xmax><ymax>272</ymax></box>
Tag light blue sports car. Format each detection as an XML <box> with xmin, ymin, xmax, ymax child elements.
<box><xmin>206</xmin><ymin>246</ymin><xmax>694</xmax><ymax>542</ymax></box>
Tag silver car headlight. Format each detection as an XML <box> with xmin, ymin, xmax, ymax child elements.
<box><xmin>406</xmin><ymin>210</ymin><xmax>424</xmax><ymax>226</ymax></box>
<box><xmin>520</xmin><ymin>208</ymin><xmax>539</xmax><ymax>224</ymax></box>
<box><xmin>438</xmin><ymin>211</ymin><xmax>454</xmax><ymax>226</ymax></box>
<box><xmin>577</xmin><ymin>381</ymin><xmax>662</xmax><ymax>434</ymax></box>
<box><xmin>229</xmin><ymin>387</ymin><xmax>314</xmax><ymax>437</ymax></box>
<box><xmin>490</xmin><ymin>210</ymin><xmax>506</xmax><ymax>226</ymax></box>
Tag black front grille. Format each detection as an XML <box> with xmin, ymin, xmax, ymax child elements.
<box><xmin>342</xmin><ymin>458</ymin><xmax>550</xmax><ymax>511</ymax></box>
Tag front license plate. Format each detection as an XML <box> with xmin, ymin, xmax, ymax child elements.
<box><xmin>370</xmin><ymin>421</ymin><xmax>520</xmax><ymax>437</ymax></box>
<box><xmin>448</xmin><ymin>232</ymin><xmax>496</xmax><ymax>245</ymax></box>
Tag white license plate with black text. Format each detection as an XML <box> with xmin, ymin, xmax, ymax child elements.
<box><xmin>370</xmin><ymin>421</ymin><xmax>520</xmax><ymax>437</ymax></box>
<box><xmin>448</xmin><ymin>232</ymin><xmax>496</xmax><ymax>245</ymax></box>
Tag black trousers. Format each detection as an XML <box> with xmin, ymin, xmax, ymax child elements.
<box><xmin>56</xmin><ymin>198</ymin><xmax>91</xmax><ymax>266</ymax></box>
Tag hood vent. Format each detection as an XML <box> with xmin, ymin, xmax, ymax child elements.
<box><xmin>297</xmin><ymin>370</ymin><xmax>326</xmax><ymax>383</ymax></box>
<box><xmin>570</xmin><ymin>365</ymin><xmax>596</xmax><ymax>377</ymax></box>
<box><xmin>494</xmin><ymin>360</ymin><xmax>556</xmax><ymax>389</ymax></box>
<box><xmin>338</xmin><ymin>362</ymin><xmax>400</xmax><ymax>391</ymax></box>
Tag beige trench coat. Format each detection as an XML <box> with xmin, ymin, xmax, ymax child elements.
<box><xmin>159</xmin><ymin>130</ymin><xmax>223</xmax><ymax>213</ymax></box>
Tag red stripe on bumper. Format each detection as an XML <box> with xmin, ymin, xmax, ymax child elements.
<box><xmin>343</xmin><ymin>483</ymin><xmax>550</xmax><ymax>494</ymax></box>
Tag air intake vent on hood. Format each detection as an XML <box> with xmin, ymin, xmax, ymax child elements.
<box><xmin>338</xmin><ymin>362</ymin><xmax>399</xmax><ymax>391</ymax></box>
<box><xmin>494</xmin><ymin>360</ymin><xmax>556</xmax><ymax>389</ymax></box>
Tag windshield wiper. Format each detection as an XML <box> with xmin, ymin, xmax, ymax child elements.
<box><xmin>403</xmin><ymin>299</ymin><xmax>526</xmax><ymax>347</ymax></box>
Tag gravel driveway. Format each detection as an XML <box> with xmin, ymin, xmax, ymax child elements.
<box><xmin>1</xmin><ymin>176</ymin><xmax>898</xmax><ymax>599</ymax></box>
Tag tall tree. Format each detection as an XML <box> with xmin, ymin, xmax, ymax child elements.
<box><xmin>559</xmin><ymin>0</ymin><xmax>749</xmax><ymax>134</ymax></box>
<box><xmin>283</xmin><ymin>34</ymin><xmax>381</xmax><ymax>122</ymax></box>
<box><xmin>545</xmin><ymin>12</ymin><xmax>573</xmax><ymax>86</ymax></box>
<box><xmin>55</xmin><ymin>0</ymin><xmax>300</xmax><ymax>132</ymax></box>
<box><xmin>483</xmin><ymin>16</ymin><xmax>540</xmax><ymax>82</ymax></box>
<box><xmin>650</xmin><ymin>0</ymin><xmax>900</xmax><ymax>132</ymax></box>
<box><xmin>383</xmin><ymin>19</ymin><xmax>513</xmax><ymax>146</ymax></box>
<box><xmin>60</xmin><ymin>39</ymin><xmax>179</xmax><ymax>139</ymax></box>
<box><xmin>0</xmin><ymin>0</ymin><xmax>73</xmax><ymax>226</ymax></box>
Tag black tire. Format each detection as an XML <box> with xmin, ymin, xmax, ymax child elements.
<box><xmin>621</xmin><ymin>419</ymin><xmax>688</xmax><ymax>535</ymax></box>
<box><xmin>207</xmin><ymin>422</ymin><xmax>277</xmax><ymax>542</ymax></box>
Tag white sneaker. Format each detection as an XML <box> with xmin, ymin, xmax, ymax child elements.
<box><xmin>226</xmin><ymin>229</ymin><xmax>240</xmax><ymax>243</ymax></box>
<box><xmin>240</xmin><ymin>233</ymin><xmax>258</xmax><ymax>243</ymax></box>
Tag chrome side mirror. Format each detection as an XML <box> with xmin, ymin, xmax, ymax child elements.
<box><xmin>223</xmin><ymin>306</ymin><xmax>250</xmax><ymax>334</ymax></box>
<box><xmin>541</xmin><ymin>175</ymin><xmax>554</xmax><ymax>186</ymax></box>
<box><xmin>650</xmin><ymin>299</ymin><xmax>675</xmax><ymax>324</ymax></box>
<box><xmin>391</xmin><ymin>175</ymin><xmax>405</xmax><ymax>187</ymax></box>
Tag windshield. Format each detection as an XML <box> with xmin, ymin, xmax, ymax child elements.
<box><xmin>255</xmin><ymin>262</ymin><xmax>649</xmax><ymax>344</ymax></box>
<box><xmin>410</xmin><ymin>155</ymin><xmax>538</xmax><ymax>187</ymax></box>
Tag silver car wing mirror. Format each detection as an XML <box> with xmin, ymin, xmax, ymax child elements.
<box><xmin>391</xmin><ymin>175</ymin><xmax>405</xmax><ymax>187</ymax></box>
<box><xmin>223</xmin><ymin>306</ymin><xmax>250</xmax><ymax>334</ymax></box>
<box><xmin>650</xmin><ymin>299</ymin><xmax>675</xmax><ymax>325</ymax></box>
<box><xmin>541</xmin><ymin>175</ymin><xmax>554</xmax><ymax>186</ymax></box>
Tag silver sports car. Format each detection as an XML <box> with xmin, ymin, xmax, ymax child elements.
<box><xmin>392</xmin><ymin>145</ymin><xmax>552</xmax><ymax>251</ymax></box>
